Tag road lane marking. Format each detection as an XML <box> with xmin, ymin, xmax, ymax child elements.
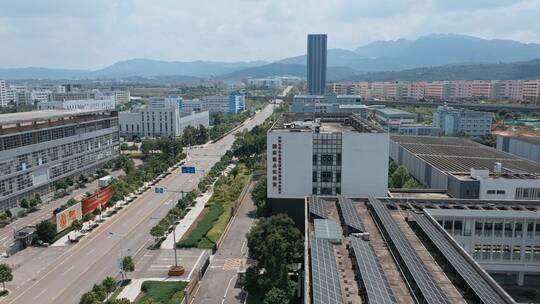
<box><xmin>33</xmin><ymin>288</ymin><xmax>48</xmax><ymax>299</ymax></box>
<box><xmin>61</xmin><ymin>265</ymin><xmax>74</xmax><ymax>276</ymax></box>
<box><xmin>221</xmin><ymin>274</ymin><xmax>237</xmax><ymax>304</ymax></box>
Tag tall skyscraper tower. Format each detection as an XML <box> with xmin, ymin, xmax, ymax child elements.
<box><xmin>307</xmin><ymin>34</ymin><xmax>327</xmax><ymax>95</ymax></box>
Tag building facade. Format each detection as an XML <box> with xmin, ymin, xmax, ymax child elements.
<box><xmin>497</xmin><ymin>136</ymin><xmax>540</xmax><ymax>164</ymax></box>
<box><xmin>267</xmin><ymin>113</ymin><xmax>388</xmax><ymax>199</ymax></box>
<box><xmin>427</xmin><ymin>209</ymin><xmax>540</xmax><ymax>286</ymax></box>
<box><xmin>307</xmin><ymin>34</ymin><xmax>327</xmax><ymax>95</ymax></box>
<box><xmin>0</xmin><ymin>110</ymin><xmax>119</xmax><ymax>211</ymax></box>
<box><xmin>432</xmin><ymin>105</ymin><xmax>492</xmax><ymax>136</ymax></box>
<box><xmin>118</xmin><ymin>98</ymin><xmax>209</xmax><ymax>139</ymax></box>
<box><xmin>0</xmin><ymin>80</ymin><xmax>7</xmax><ymax>107</ymax></box>
<box><xmin>37</xmin><ymin>98</ymin><xmax>116</xmax><ymax>110</ymax></box>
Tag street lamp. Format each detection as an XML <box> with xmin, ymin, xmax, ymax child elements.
<box><xmin>109</xmin><ymin>231</ymin><xmax>131</xmax><ymax>280</ymax></box>
<box><xmin>149</xmin><ymin>216</ymin><xmax>178</xmax><ymax>267</ymax></box>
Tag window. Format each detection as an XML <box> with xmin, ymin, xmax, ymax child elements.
<box><xmin>321</xmin><ymin>172</ymin><xmax>332</xmax><ymax>182</ymax></box>
<box><xmin>312</xmin><ymin>187</ymin><xmax>317</xmax><ymax>195</ymax></box>
<box><xmin>336</xmin><ymin>153</ymin><xmax>342</xmax><ymax>165</ymax></box>
<box><xmin>321</xmin><ymin>187</ymin><xmax>332</xmax><ymax>195</ymax></box>
<box><xmin>321</xmin><ymin>154</ymin><xmax>333</xmax><ymax>165</ymax></box>
<box><xmin>496</xmin><ymin>190</ymin><xmax>506</xmax><ymax>195</ymax></box>
<box><xmin>312</xmin><ymin>155</ymin><xmax>318</xmax><ymax>165</ymax></box>
<box><xmin>312</xmin><ymin>172</ymin><xmax>317</xmax><ymax>182</ymax></box>
<box><xmin>335</xmin><ymin>187</ymin><xmax>341</xmax><ymax>194</ymax></box>
<box><xmin>487</xmin><ymin>190</ymin><xmax>496</xmax><ymax>195</ymax></box>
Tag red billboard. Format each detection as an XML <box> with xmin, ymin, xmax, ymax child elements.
<box><xmin>82</xmin><ymin>185</ymin><xmax>115</xmax><ymax>215</ymax></box>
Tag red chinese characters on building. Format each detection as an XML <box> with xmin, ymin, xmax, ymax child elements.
<box><xmin>271</xmin><ymin>136</ymin><xmax>282</xmax><ymax>194</ymax></box>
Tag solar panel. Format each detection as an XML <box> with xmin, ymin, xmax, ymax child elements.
<box><xmin>350</xmin><ymin>236</ymin><xmax>397</xmax><ymax>304</ymax></box>
<box><xmin>310</xmin><ymin>237</ymin><xmax>344</xmax><ymax>304</ymax></box>
<box><xmin>413</xmin><ymin>213</ymin><xmax>512</xmax><ymax>304</ymax></box>
<box><xmin>337</xmin><ymin>196</ymin><xmax>365</xmax><ymax>232</ymax></box>
<box><xmin>368</xmin><ymin>198</ymin><xmax>451</xmax><ymax>304</ymax></box>
<box><xmin>309</xmin><ymin>196</ymin><xmax>328</xmax><ymax>219</ymax></box>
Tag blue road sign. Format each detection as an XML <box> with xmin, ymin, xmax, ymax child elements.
<box><xmin>155</xmin><ymin>187</ymin><xmax>166</xmax><ymax>194</ymax></box>
<box><xmin>181</xmin><ymin>166</ymin><xmax>196</xmax><ymax>174</ymax></box>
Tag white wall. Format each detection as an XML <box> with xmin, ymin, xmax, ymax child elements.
<box><xmin>267</xmin><ymin>132</ymin><xmax>313</xmax><ymax>198</ymax></box>
<box><xmin>479</xmin><ymin>178</ymin><xmax>540</xmax><ymax>200</ymax></box>
<box><xmin>341</xmin><ymin>132</ymin><xmax>389</xmax><ymax>197</ymax></box>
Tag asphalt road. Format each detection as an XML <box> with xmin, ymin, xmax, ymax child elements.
<box><xmin>190</xmin><ymin>181</ymin><xmax>257</xmax><ymax>304</ymax></box>
<box><xmin>5</xmin><ymin>104</ymin><xmax>274</xmax><ymax>304</ymax></box>
<box><xmin>0</xmin><ymin>170</ymin><xmax>124</xmax><ymax>253</ymax></box>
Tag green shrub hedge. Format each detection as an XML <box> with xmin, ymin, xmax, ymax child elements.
<box><xmin>176</xmin><ymin>203</ymin><xmax>224</xmax><ymax>248</ymax></box>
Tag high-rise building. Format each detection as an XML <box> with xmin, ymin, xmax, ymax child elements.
<box><xmin>307</xmin><ymin>34</ymin><xmax>327</xmax><ymax>95</ymax></box>
<box><xmin>0</xmin><ymin>80</ymin><xmax>7</xmax><ymax>107</ymax></box>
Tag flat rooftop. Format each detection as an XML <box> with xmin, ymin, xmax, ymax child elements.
<box><xmin>0</xmin><ymin>109</ymin><xmax>104</xmax><ymax>125</ymax></box>
<box><xmin>271</xmin><ymin>112</ymin><xmax>384</xmax><ymax>133</ymax></box>
<box><xmin>391</xmin><ymin>135</ymin><xmax>540</xmax><ymax>176</ymax></box>
<box><xmin>374</xmin><ymin>107</ymin><xmax>415</xmax><ymax>116</ymax></box>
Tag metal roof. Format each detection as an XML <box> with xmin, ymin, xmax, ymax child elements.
<box><xmin>0</xmin><ymin>109</ymin><xmax>104</xmax><ymax>125</ymax></box>
<box><xmin>314</xmin><ymin>219</ymin><xmax>343</xmax><ymax>241</ymax></box>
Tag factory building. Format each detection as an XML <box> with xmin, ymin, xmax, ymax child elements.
<box><xmin>497</xmin><ymin>136</ymin><xmax>540</xmax><ymax>164</ymax></box>
<box><xmin>390</xmin><ymin>135</ymin><xmax>540</xmax><ymax>200</ymax></box>
<box><xmin>0</xmin><ymin>110</ymin><xmax>119</xmax><ymax>211</ymax></box>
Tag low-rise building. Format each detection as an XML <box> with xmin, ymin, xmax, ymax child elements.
<box><xmin>118</xmin><ymin>97</ymin><xmax>209</xmax><ymax>139</ymax></box>
<box><xmin>397</xmin><ymin>123</ymin><xmax>438</xmax><ymax>136</ymax></box>
<box><xmin>201</xmin><ymin>93</ymin><xmax>246</xmax><ymax>113</ymax></box>
<box><xmin>373</xmin><ymin>107</ymin><xmax>416</xmax><ymax>125</ymax></box>
<box><xmin>0</xmin><ymin>110</ymin><xmax>119</xmax><ymax>211</ymax></box>
<box><xmin>389</xmin><ymin>135</ymin><xmax>540</xmax><ymax>200</ymax></box>
<box><xmin>37</xmin><ymin>97</ymin><xmax>116</xmax><ymax>110</ymax></box>
<box><xmin>432</xmin><ymin>105</ymin><xmax>492</xmax><ymax>136</ymax></box>
<box><xmin>497</xmin><ymin>136</ymin><xmax>540</xmax><ymax>164</ymax></box>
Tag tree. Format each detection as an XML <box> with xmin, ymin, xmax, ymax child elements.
<box><xmin>79</xmin><ymin>291</ymin><xmax>98</xmax><ymax>304</ymax></box>
<box><xmin>36</xmin><ymin>220</ymin><xmax>57</xmax><ymax>243</ymax></box>
<box><xmin>120</xmin><ymin>143</ymin><xmax>129</xmax><ymax>150</ymax></box>
<box><xmin>102</xmin><ymin>276</ymin><xmax>117</xmax><ymax>297</ymax></box>
<box><xmin>19</xmin><ymin>198</ymin><xmax>30</xmax><ymax>209</ymax></box>
<box><xmin>264</xmin><ymin>287</ymin><xmax>290</xmax><ymax>304</ymax></box>
<box><xmin>390</xmin><ymin>166</ymin><xmax>410</xmax><ymax>188</ymax></box>
<box><xmin>150</xmin><ymin>225</ymin><xmax>165</xmax><ymax>241</ymax></box>
<box><xmin>55</xmin><ymin>179</ymin><xmax>68</xmax><ymax>191</ymax></box>
<box><xmin>140</xmin><ymin>299</ymin><xmax>160</xmax><ymax>304</ymax></box>
<box><xmin>0</xmin><ymin>264</ymin><xmax>13</xmax><ymax>291</ymax></box>
<box><xmin>252</xmin><ymin>176</ymin><xmax>269</xmax><ymax>216</ymax></box>
<box><xmin>403</xmin><ymin>178</ymin><xmax>423</xmax><ymax>189</ymax></box>
<box><xmin>70</xmin><ymin>219</ymin><xmax>83</xmax><ymax>239</ymax></box>
<box><xmin>91</xmin><ymin>283</ymin><xmax>107</xmax><ymax>302</ymax></box>
<box><xmin>122</xmin><ymin>256</ymin><xmax>135</xmax><ymax>281</ymax></box>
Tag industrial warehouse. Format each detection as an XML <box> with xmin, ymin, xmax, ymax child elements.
<box><xmin>306</xmin><ymin>195</ymin><xmax>540</xmax><ymax>304</ymax></box>
<box><xmin>389</xmin><ymin>135</ymin><xmax>540</xmax><ymax>200</ymax></box>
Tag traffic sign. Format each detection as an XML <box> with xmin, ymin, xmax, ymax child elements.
<box><xmin>155</xmin><ymin>187</ymin><xmax>166</xmax><ymax>194</ymax></box>
<box><xmin>181</xmin><ymin>166</ymin><xmax>196</xmax><ymax>174</ymax></box>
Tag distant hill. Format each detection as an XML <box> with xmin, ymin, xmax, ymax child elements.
<box><xmin>342</xmin><ymin>59</ymin><xmax>540</xmax><ymax>82</ymax></box>
<box><xmin>0</xmin><ymin>59</ymin><xmax>268</xmax><ymax>80</ymax></box>
<box><xmin>219</xmin><ymin>62</ymin><xmax>361</xmax><ymax>80</ymax></box>
<box><xmin>87</xmin><ymin>58</ymin><xmax>268</xmax><ymax>79</ymax></box>
<box><xmin>276</xmin><ymin>34</ymin><xmax>540</xmax><ymax>73</ymax></box>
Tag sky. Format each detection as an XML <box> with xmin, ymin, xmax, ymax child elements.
<box><xmin>1</xmin><ymin>0</ymin><xmax>540</xmax><ymax>69</ymax></box>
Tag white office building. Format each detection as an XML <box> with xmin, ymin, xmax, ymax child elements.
<box><xmin>432</xmin><ymin>105</ymin><xmax>492</xmax><ymax>136</ymax></box>
<box><xmin>267</xmin><ymin>113</ymin><xmax>389</xmax><ymax>200</ymax></box>
<box><xmin>118</xmin><ymin>97</ymin><xmax>209</xmax><ymax>139</ymax></box>
<box><xmin>427</xmin><ymin>208</ymin><xmax>540</xmax><ymax>286</ymax></box>
<box><xmin>37</xmin><ymin>97</ymin><xmax>116</xmax><ymax>110</ymax></box>
<box><xmin>201</xmin><ymin>94</ymin><xmax>246</xmax><ymax>113</ymax></box>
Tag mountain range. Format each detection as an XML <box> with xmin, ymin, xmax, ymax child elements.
<box><xmin>2</xmin><ymin>34</ymin><xmax>540</xmax><ymax>81</ymax></box>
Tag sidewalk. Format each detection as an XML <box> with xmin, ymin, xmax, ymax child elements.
<box><xmin>116</xmin><ymin>277</ymin><xmax>188</xmax><ymax>302</ymax></box>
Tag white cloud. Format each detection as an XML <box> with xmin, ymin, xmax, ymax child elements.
<box><xmin>0</xmin><ymin>0</ymin><xmax>537</xmax><ymax>69</ymax></box>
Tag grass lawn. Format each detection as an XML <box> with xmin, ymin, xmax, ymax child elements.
<box><xmin>140</xmin><ymin>281</ymin><xmax>188</xmax><ymax>304</ymax></box>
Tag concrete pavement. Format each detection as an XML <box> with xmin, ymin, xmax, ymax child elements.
<box><xmin>4</xmin><ymin>104</ymin><xmax>273</xmax><ymax>304</ymax></box>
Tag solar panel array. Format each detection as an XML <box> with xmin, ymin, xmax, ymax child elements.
<box><xmin>309</xmin><ymin>196</ymin><xmax>328</xmax><ymax>219</ymax></box>
<box><xmin>350</xmin><ymin>236</ymin><xmax>397</xmax><ymax>304</ymax></box>
<box><xmin>310</xmin><ymin>237</ymin><xmax>344</xmax><ymax>304</ymax></box>
<box><xmin>413</xmin><ymin>214</ymin><xmax>512</xmax><ymax>304</ymax></box>
<box><xmin>337</xmin><ymin>196</ymin><xmax>365</xmax><ymax>232</ymax></box>
<box><xmin>368</xmin><ymin>198</ymin><xmax>451</xmax><ymax>304</ymax></box>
